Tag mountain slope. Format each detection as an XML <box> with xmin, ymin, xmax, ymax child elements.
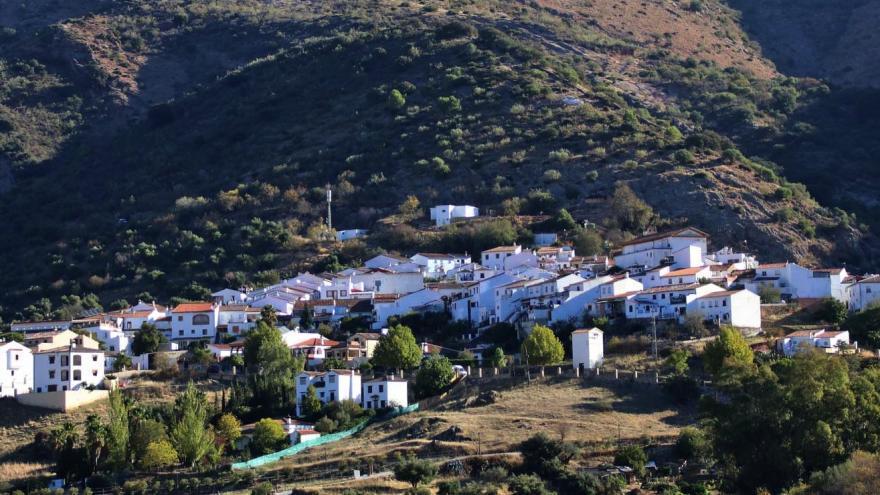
<box><xmin>0</xmin><ymin>0</ymin><xmax>872</xmax><ymax>318</ymax></box>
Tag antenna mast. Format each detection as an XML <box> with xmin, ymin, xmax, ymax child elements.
<box><xmin>326</xmin><ymin>184</ymin><xmax>332</xmax><ymax>231</ymax></box>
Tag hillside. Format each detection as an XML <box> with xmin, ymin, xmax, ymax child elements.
<box><xmin>0</xmin><ymin>0</ymin><xmax>876</xmax><ymax>316</ymax></box>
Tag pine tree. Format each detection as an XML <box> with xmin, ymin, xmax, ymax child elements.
<box><xmin>107</xmin><ymin>390</ymin><xmax>130</xmax><ymax>470</ymax></box>
<box><xmin>170</xmin><ymin>382</ymin><xmax>215</xmax><ymax>468</ymax></box>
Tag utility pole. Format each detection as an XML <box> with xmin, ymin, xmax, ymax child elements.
<box><xmin>325</xmin><ymin>183</ymin><xmax>332</xmax><ymax>231</ymax></box>
<box><xmin>652</xmin><ymin>312</ymin><xmax>658</xmax><ymax>361</ymax></box>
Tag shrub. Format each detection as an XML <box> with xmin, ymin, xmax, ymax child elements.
<box><xmin>387</xmin><ymin>89</ymin><xmax>406</xmax><ymax>110</ymax></box>
<box><xmin>614</xmin><ymin>445</ymin><xmax>647</xmax><ymax>476</ymax></box>
<box><xmin>251</xmin><ymin>482</ymin><xmax>273</xmax><ymax>495</ymax></box>
<box><xmin>438</xmin><ymin>96</ymin><xmax>462</xmax><ymax>113</ymax></box>
<box><xmin>548</xmin><ymin>148</ymin><xmax>572</xmax><ymax>163</ymax></box>
<box><xmin>674</xmin><ymin>149</ymin><xmax>696</xmax><ymax>165</ymax></box>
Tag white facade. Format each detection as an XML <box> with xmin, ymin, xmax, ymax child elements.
<box><xmin>295</xmin><ymin>370</ymin><xmax>362</xmax><ymax>416</ymax></box>
<box><xmin>336</xmin><ymin>229</ymin><xmax>369</xmax><ymax>241</ymax></box>
<box><xmin>10</xmin><ymin>320</ymin><xmax>72</xmax><ymax>334</ymax></box>
<box><xmin>350</xmin><ymin>269</ymin><xmax>424</xmax><ymax>295</ymax></box>
<box><xmin>572</xmin><ymin>328</ymin><xmax>603</xmax><ymax>370</ymax></box>
<box><xmin>372</xmin><ymin>288</ymin><xmax>446</xmax><ymax>330</ymax></box>
<box><xmin>83</xmin><ymin>323</ymin><xmax>132</xmax><ymax>354</ymax></box>
<box><xmin>170</xmin><ymin>303</ymin><xmax>220</xmax><ymax>342</ymax></box>
<box><xmin>613</xmin><ymin>228</ymin><xmax>709</xmax><ymax>270</ymax></box>
<box><xmin>848</xmin><ymin>276</ymin><xmax>880</xmax><ymax>311</ymax></box>
<box><xmin>0</xmin><ymin>341</ymin><xmax>33</xmax><ymax>397</ymax></box>
<box><xmin>218</xmin><ymin>305</ymin><xmax>260</xmax><ymax>336</ymax></box>
<box><xmin>362</xmin><ymin>376</ymin><xmax>408</xmax><ymax>409</ymax></box>
<box><xmin>212</xmin><ymin>289</ymin><xmax>249</xmax><ymax>305</ymax></box>
<box><xmin>778</xmin><ymin>330</ymin><xmax>850</xmax><ymax>357</ymax></box>
<box><xmin>34</xmin><ymin>344</ymin><xmax>105</xmax><ymax>393</ymax></box>
<box><xmin>410</xmin><ymin>253</ymin><xmax>470</xmax><ymax>279</ymax></box>
<box><xmin>481</xmin><ymin>245</ymin><xmax>523</xmax><ymax>270</ymax></box>
<box><xmin>687</xmin><ymin>289</ymin><xmax>762</xmax><ymax>329</ymax></box>
<box><xmin>430</xmin><ymin>204</ymin><xmax>479</xmax><ymax>226</ymax></box>
<box><xmin>747</xmin><ymin>263</ymin><xmax>849</xmax><ymax>302</ymax></box>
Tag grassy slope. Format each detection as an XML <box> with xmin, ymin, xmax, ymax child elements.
<box><xmin>0</xmin><ymin>0</ymin><xmax>872</xmax><ymax>315</ymax></box>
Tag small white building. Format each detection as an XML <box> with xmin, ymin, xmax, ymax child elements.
<box><xmin>295</xmin><ymin>370</ymin><xmax>362</xmax><ymax>416</ymax></box>
<box><xmin>687</xmin><ymin>289</ymin><xmax>762</xmax><ymax>329</ymax></box>
<box><xmin>481</xmin><ymin>245</ymin><xmax>523</xmax><ymax>270</ymax></box>
<box><xmin>336</xmin><ymin>229</ymin><xmax>369</xmax><ymax>241</ymax></box>
<box><xmin>778</xmin><ymin>329</ymin><xmax>851</xmax><ymax>357</ymax></box>
<box><xmin>613</xmin><ymin>228</ymin><xmax>709</xmax><ymax>270</ymax></box>
<box><xmin>410</xmin><ymin>253</ymin><xmax>470</xmax><ymax>279</ymax></box>
<box><xmin>0</xmin><ymin>341</ymin><xmax>33</xmax><ymax>397</ymax></box>
<box><xmin>212</xmin><ymin>289</ymin><xmax>250</xmax><ymax>305</ymax></box>
<box><xmin>33</xmin><ymin>341</ymin><xmax>105</xmax><ymax>393</ymax></box>
<box><xmin>847</xmin><ymin>275</ymin><xmax>880</xmax><ymax>312</ymax></box>
<box><xmin>10</xmin><ymin>320</ymin><xmax>72</xmax><ymax>335</ymax></box>
<box><xmin>572</xmin><ymin>328</ymin><xmax>603</xmax><ymax>370</ymax></box>
<box><xmin>170</xmin><ymin>302</ymin><xmax>220</xmax><ymax>343</ymax></box>
<box><xmin>362</xmin><ymin>375</ymin><xmax>409</xmax><ymax>409</ymax></box>
<box><xmin>430</xmin><ymin>204</ymin><xmax>479</xmax><ymax>227</ymax></box>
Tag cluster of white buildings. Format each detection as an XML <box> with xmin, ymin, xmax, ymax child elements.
<box><xmin>294</xmin><ymin>370</ymin><xmax>408</xmax><ymax>416</ymax></box>
<box><xmin>5</xmin><ymin>225</ymin><xmax>877</xmax><ymax>403</ymax></box>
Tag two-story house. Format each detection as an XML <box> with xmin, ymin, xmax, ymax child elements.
<box><xmin>33</xmin><ymin>340</ymin><xmax>105</xmax><ymax>393</ymax></box>
<box><xmin>170</xmin><ymin>302</ymin><xmax>220</xmax><ymax>344</ymax></box>
<box><xmin>295</xmin><ymin>370</ymin><xmax>361</xmax><ymax>416</ymax></box>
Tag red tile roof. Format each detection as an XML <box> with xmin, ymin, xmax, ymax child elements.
<box><xmin>289</xmin><ymin>337</ymin><xmax>340</xmax><ymax>348</ymax></box>
<box><xmin>172</xmin><ymin>302</ymin><xmax>214</xmax><ymax>313</ymax></box>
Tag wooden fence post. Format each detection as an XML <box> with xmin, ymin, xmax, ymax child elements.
<box><xmin>614</xmin><ymin>369</ymin><xmax>619</xmax><ymax>379</ymax></box>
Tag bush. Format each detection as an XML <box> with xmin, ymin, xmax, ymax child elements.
<box><xmin>614</xmin><ymin>445</ymin><xmax>647</xmax><ymax>476</ymax></box>
<box><xmin>675</xmin><ymin>427</ymin><xmax>710</xmax><ymax>462</ymax></box>
<box><xmin>251</xmin><ymin>482</ymin><xmax>273</xmax><ymax>495</ymax></box>
<box><xmin>387</xmin><ymin>89</ymin><xmax>406</xmax><ymax>110</ymax></box>
<box><xmin>508</xmin><ymin>474</ymin><xmax>553</xmax><ymax>495</ymax></box>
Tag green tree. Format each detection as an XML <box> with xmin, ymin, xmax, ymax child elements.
<box><xmin>665</xmin><ymin>349</ymin><xmax>690</xmax><ymax>376</ymax></box>
<box><xmin>399</xmin><ymin>195</ymin><xmax>421</xmax><ymax>216</ymax></box>
<box><xmin>112</xmin><ymin>354</ymin><xmax>132</xmax><ymax>371</ymax></box>
<box><xmin>522</xmin><ymin>325</ymin><xmax>564</xmax><ymax>365</ymax></box>
<box><xmin>387</xmin><ymin>89</ymin><xmax>406</xmax><ymax>110</ymax></box>
<box><xmin>508</xmin><ymin>474</ymin><xmax>554</xmax><ymax>495</ymax></box>
<box><xmin>394</xmin><ymin>453</ymin><xmax>438</xmax><ymax>488</ymax></box>
<box><xmin>488</xmin><ymin>347</ymin><xmax>507</xmax><ymax>368</ymax></box>
<box><xmin>614</xmin><ymin>445</ymin><xmax>648</xmax><ymax>476</ymax></box>
<box><xmin>372</xmin><ymin>324</ymin><xmax>422</xmax><ymax>370</ymax></box>
<box><xmin>245</xmin><ymin>321</ymin><xmax>300</xmax><ymax>415</ymax></box>
<box><xmin>817</xmin><ymin>298</ymin><xmax>847</xmax><ymax>325</ymax></box>
<box><xmin>83</xmin><ymin>414</ymin><xmax>106</xmax><ymax>476</ymax></box>
<box><xmin>674</xmin><ymin>427</ymin><xmax>710</xmax><ymax>463</ymax></box>
<box><xmin>251</xmin><ymin>482</ymin><xmax>273</xmax><ymax>495</ymax></box>
<box><xmin>610</xmin><ymin>182</ymin><xmax>653</xmax><ymax>232</ymax></box>
<box><xmin>702</xmin><ymin>326</ymin><xmax>753</xmax><ymax>378</ymax></box>
<box><xmin>573</xmin><ymin>228</ymin><xmax>603</xmax><ymax>256</ymax></box>
<box><xmin>260</xmin><ymin>306</ymin><xmax>277</xmax><ymax>327</ymax></box>
<box><xmin>50</xmin><ymin>421</ymin><xmax>83</xmax><ymax>483</ymax></box>
<box><xmin>299</xmin><ymin>304</ymin><xmax>314</xmax><ymax>330</ymax></box>
<box><xmin>140</xmin><ymin>440</ymin><xmax>178</xmax><ymax>472</ymax></box>
<box><xmin>170</xmin><ymin>382</ymin><xmax>215</xmax><ymax>468</ymax></box>
<box><xmin>758</xmin><ymin>285</ymin><xmax>782</xmax><ymax>304</ymax></box>
<box><xmin>106</xmin><ymin>390</ymin><xmax>130</xmax><ymax>470</ymax></box>
<box><xmin>416</xmin><ymin>354</ymin><xmax>454</xmax><ymax>398</ymax></box>
<box><xmin>552</xmin><ymin>208</ymin><xmax>577</xmax><ymax>231</ymax></box>
<box><xmin>131</xmin><ymin>418</ymin><xmax>167</xmax><ymax>464</ymax></box>
<box><xmin>131</xmin><ymin>323</ymin><xmax>167</xmax><ymax>355</ymax></box>
<box><xmin>301</xmin><ymin>385</ymin><xmax>323</xmax><ymax>419</ymax></box>
<box><xmin>215</xmin><ymin>413</ymin><xmax>242</xmax><ymax>449</ymax></box>
<box><xmin>251</xmin><ymin>418</ymin><xmax>287</xmax><ymax>455</ymax></box>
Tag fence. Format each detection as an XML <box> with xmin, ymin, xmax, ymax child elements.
<box><xmin>231</xmin><ymin>403</ymin><xmax>420</xmax><ymax>470</ymax></box>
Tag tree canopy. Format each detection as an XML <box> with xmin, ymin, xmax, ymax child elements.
<box><xmin>522</xmin><ymin>325</ymin><xmax>564</xmax><ymax>365</ymax></box>
<box><xmin>371</xmin><ymin>324</ymin><xmax>422</xmax><ymax>370</ymax></box>
<box><xmin>702</xmin><ymin>326</ymin><xmax>753</xmax><ymax>378</ymax></box>
<box><xmin>415</xmin><ymin>353</ymin><xmax>454</xmax><ymax>398</ymax></box>
<box><xmin>131</xmin><ymin>322</ymin><xmax>167</xmax><ymax>355</ymax></box>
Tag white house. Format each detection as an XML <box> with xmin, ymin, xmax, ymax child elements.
<box><xmin>170</xmin><ymin>302</ymin><xmax>220</xmax><ymax>343</ymax></box>
<box><xmin>410</xmin><ymin>253</ymin><xmax>470</xmax><ymax>279</ymax></box>
<box><xmin>704</xmin><ymin>247</ymin><xmax>758</xmax><ymax>269</ymax></box>
<box><xmin>372</xmin><ymin>288</ymin><xmax>446</xmax><ymax>330</ymax></box>
<box><xmin>295</xmin><ymin>370</ymin><xmax>362</xmax><ymax>416</ymax></box>
<box><xmin>33</xmin><ymin>341</ymin><xmax>105</xmax><ymax>393</ymax></box>
<box><xmin>318</xmin><ymin>276</ymin><xmax>371</xmax><ymax>300</ymax></box>
<box><xmin>450</xmin><ymin>273</ymin><xmax>520</xmax><ymax>326</ymax></box>
<box><xmin>613</xmin><ymin>228</ymin><xmax>709</xmax><ymax>270</ymax></box>
<box><xmin>746</xmin><ymin>262</ymin><xmax>849</xmax><ymax>302</ymax></box>
<box><xmin>687</xmin><ymin>289</ymin><xmax>762</xmax><ymax>329</ymax></box>
<box><xmin>550</xmin><ymin>275</ymin><xmax>641</xmax><ymax>323</ymax></box>
<box><xmin>430</xmin><ymin>204</ymin><xmax>479</xmax><ymax>226</ymax></box>
<box><xmin>336</xmin><ymin>229</ymin><xmax>368</xmax><ymax>241</ymax></box>
<box><xmin>624</xmin><ymin>283</ymin><xmax>723</xmax><ymax>322</ymax></box>
<box><xmin>481</xmin><ymin>245</ymin><xmax>523</xmax><ymax>270</ymax></box>
<box><xmin>218</xmin><ymin>305</ymin><xmax>261</xmax><ymax>337</ymax></box>
<box><xmin>212</xmin><ymin>289</ymin><xmax>250</xmax><ymax>305</ymax></box>
<box><xmin>349</xmin><ymin>267</ymin><xmax>424</xmax><ymax>295</ymax></box>
<box><xmin>572</xmin><ymin>328</ymin><xmax>603</xmax><ymax>370</ymax></box>
<box><xmin>848</xmin><ymin>275</ymin><xmax>880</xmax><ymax>311</ymax></box>
<box><xmin>249</xmin><ymin>293</ymin><xmax>298</xmax><ymax>316</ymax></box>
<box><xmin>362</xmin><ymin>375</ymin><xmax>408</xmax><ymax>409</ymax></box>
<box><xmin>289</xmin><ymin>336</ymin><xmax>339</xmax><ymax>367</ymax></box>
<box><xmin>0</xmin><ymin>341</ymin><xmax>32</xmax><ymax>397</ymax></box>
<box><xmin>778</xmin><ymin>329</ymin><xmax>851</xmax><ymax>357</ymax></box>
<box><xmin>447</xmin><ymin>263</ymin><xmax>497</xmax><ymax>283</ymax></box>
<box><xmin>364</xmin><ymin>254</ymin><xmax>413</xmax><ymax>270</ymax></box>
<box><xmin>659</xmin><ymin>266</ymin><xmax>712</xmax><ymax>286</ymax></box>
<box><xmin>82</xmin><ymin>323</ymin><xmax>131</xmax><ymax>354</ymax></box>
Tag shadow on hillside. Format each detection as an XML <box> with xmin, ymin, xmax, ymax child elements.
<box><xmin>574</xmin><ymin>381</ymin><xmax>696</xmax><ymax>427</ymax></box>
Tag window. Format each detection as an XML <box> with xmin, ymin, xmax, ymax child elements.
<box><xmin>330</xmin><ymin>392</ymin><xmax>335</xmax><ymax>401</ymax></box>
<box><xmin>61</xmin><ymin>356</ymin><xmax>69</xmax><ymax>366</ymax></box>
<box><xmin>177</xmin><ymin>316</ymin><xmax>183</xmax><ymax>321</ymax></box>
<box><xmin>202</xmin><ymin>329</ymin><xmax>207</xmax><ymax>336</ymax></box>
<box><xmin>93</xmin><ymin>355</ymin><xmax>98</xmax><ymax>362</ymax></box>
<box><xmin>92</xmin><ymin>370</ymin><xmax>98</xmax><ymax>377</ymax></box>
<box><xmin>868</xmin><ymin>287</ymin><xmax>873</xmax><ymax>293</ymax></box>
<box><xmin>179</xmin><ymin>330</ymin><xmax>184</xmax><ymax>336</ymax></box>
<box><xmin>61</xmin><ymin>370</ymin><xmax>69</xmax><ymax>381</ymax></box>
<box><xmin>49</xmin><ymin>370</ymin><xmax>55</xmax><ymax>379</ymax></box>
<box><xmin>73</xmin><ymin>355</ymin><xmax>81</xmax><ymax>366</ymax></box>
<box><xmin>14</xmin><ymin>354</ymin><xmax>18</xmax><ymax>361</ymax></box>
<box><xmin>722</xmin><ymin>300</ymin><xmax>727</xmax><ymax>307</ymax></box>
<box><xmin>73</xmin><ymin>370</ymin><xmax>81</xmax><ymax>381</ymax></box>
<box><xmin>47</xmin><ymin>385</ymin><xmax>57</xmax><ymax>392</ymax></box>
<box><xmin>367</xmin><ymin>385</ymin><xmax>373</xmax><ymax>393</ymax></box>
<box><xmin>381</xmin><ymin>400</ymin><xmax>386</xmax><ymax>407</ymax></box>
<box><xmin>49</xmin><ymin>356</ymin><xmax>56</xmax><ymax>364</ymax></box>
<box><xmin>329</xmin><ymin>375</ymin><xmax>336</xmax><ymax>384</ymax></box>
<box><xmin>366</xmin><ymin>401</ymin><xmax>372</xmax><ymax>409</ymax></box>
<box><xmin>299</xmin><ymin>377</ymin><xmax>307</xmax><ymax>385</ymax></box>
<box><xmin>379</xmin><ymin>385</ymin><xmax>384</xmax><ymax>393</ymax></box>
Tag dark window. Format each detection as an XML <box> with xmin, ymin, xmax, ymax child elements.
<box><xmin>73</xmin><ymin>370</ymin><xmax>81</xmax><ymax>381</ymax></box>
<box><xmin>49</xmin><ymin>356</ymin><xmax>56</xmax><ymax>364</ymax></box>
<box><xmin>47</xmin><ymin>385</ymin><xmax>57</xmax><ymax>392</ymax></box>
<box><xmin>379</xmin><ymin>385</ymin><xmax>384</xmax><ymax>393</ymax></box>
<box><xmin>73</xmin><ymin>355</ymin><xmax>81</xmax><ymax>366</ymax></box>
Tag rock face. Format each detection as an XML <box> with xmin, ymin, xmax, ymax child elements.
<box><xmin>729</xmin><ymin>0</ymin><xmax>880</xmax><ymax>88</ymax></box>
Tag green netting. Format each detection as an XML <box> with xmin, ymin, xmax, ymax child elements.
<box><xmin>231</xmin><ymin>403</ymin><xmax>420</xmax><ymax>470</ymax></box>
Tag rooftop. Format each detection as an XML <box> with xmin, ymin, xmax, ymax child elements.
<box><xmin>618</xmin><ymin>227</ymin><xmax>709</xmax><ymax>247</ymax></box>
<box><xmin>172</xmin><ymin>302</ymin><xmax>214</xmax><ymax>313</ymax></box>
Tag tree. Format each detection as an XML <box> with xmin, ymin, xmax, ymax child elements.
<box><xmin>843</xmin><ymin>306</ymin><xmax>880</xmax><ymax>348</ymax></box>
<box><xmin>682</xmin><ymin>312</ymin><xmax>708</xmax><ymax>338</ymax></box>
<box><xmin>610</xmin><ymin>182</ymin><xmax>653</xmax><ymax>232</ymax></box>
<box><xmin>551</xmin><ymin>208</ymin><xmax>577</xmax><ymax>231</ymax></box>
<box><xmin>817</xmin><ymin>298</ymin><xmax>847</xmax><ymax>325</ymax></box>
<box><xmin>394</xmin><ymin>453</ymin><xmax>438</xmax><ymax>488</ymax></box>
<box><xmin>140</xmin><ymin>440</ymin><xmax>178</xmax><ymax>472</ymax></box>
<box><xmin>675</xmin><ymin>427</ymin><xmax>710</xmax><ymax>463</ymax></box>
<box><xmin>215</xmin><ymin>413</ymin><xmax>242</xmax><ymax>449</ymax></box>
<box><xmin>112</xmin><ymin>353</ymin><xmax>132</xmax><ymax>371</ymax></box>
<box><xmin>301</xmin><ymin>385</ymin><xmax>323</xmax><ymax>419</ymax></box>
<box><xmin>251</xmin><ymin>482</ymin><xmax>273</xmax><ymax>495</ymax></box>
<box><xmin>758</xmin><ymin>285</ymin><xmax>782</xmax><ymax>304</ymax></box>
<box><xmin>456</xmin><ymin>350</ymin><xmax>476</xmax><ymax>367</ymax></box>
<box><xmin>665</xmin><ymin>348</ymin><xmax>690</xmax><ymax>375</ymax></box>
<box><xmin>106</xmin><ymin>390</ymin><xmax>130</xmax><ymax>470</ymax></box>
<box><xmin>702</xmin><ymin>326</ymin><xmax>753</xmax><ymax>378</ymax></box>
<box><xmin>399</xmin><ymin>195</ymin><xmax>421</xmax><ymax>217</ymax></box>
<box><xmin>251</xmin><ymin>418</ymin><xmax>287</xmax><ymax>455</ymax></box>
<box><xmin>260</xmin><ymin>306</ymin><xmax>277</xmax><ymax>327</ymax></box>
<box><xmin>387</xmin><ymin>89</ymin><xmax>406</xmax><ymax>110</ymax></box>
<box><xmin>416</xmin><ymin>354</ymin><xmax>454</xmax><ymax>398</ymax></box>
<box><xmin>522</xmin><ymin>325</ymin><xmax>564</xmax><ymax>365</ymax></box>
<box><xmin>573</xmin><ymin>228</ymin><xmax>603</xmax><ymax>256</ymax></box>
<box><xmin>519</xmin><ymin>432</ymin><xmax>579</xmax><ymax>476</ymax></box>
<box><xmin>131</xmin><ymin>323</ymin><xmax>167</xmax><ymax>355</ymax></box>
<box><xmin>299</xmin><ymin>305</ymin><xmax>314</xmax><ymax>330</ymax></box>
<box><xmin>170</xmin><ymin>382</ymin><xmax>215</xmax><ymax>468</ymax></box>
<box><xmin>809</xmin><ymin>451</ymin><xmax>880</xmax><ymax>495</ymax></box>
<box><xmin>488</xmin><ymin>347</ymin><xmax>507</xmax><ymax>368</ymax></box>
<box><xmin>245</xmin><ymin>321</ymin><xmax>300</xmax><ymax>415</ymax></box>
<box><xmin>614</xmin><ymin>445</ymin><xmax>648</xmax><ymax>476</ymax></box>
<box><xmin>50</xmin><ymin>421</ymin><xmax>83</xmax><ymax>483</ymax></box>
<box><xmin>508</xmin><ymin>474</ymin><xmax>554</xmax><ymax>495</ymax></box>
<box><xmin>131</xmin><ymin>418</ymin><xmax>167</xmax><ymax>464</ymax></box>
<box><xmin>372</xmin><ymin>324</ymin><xmax>422</xmax><ymax>370</ymax></box>
<box><xmin>83</xmin><ymin>414</ymin><xmax>106</xmax><ymax>476</ymax></box>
